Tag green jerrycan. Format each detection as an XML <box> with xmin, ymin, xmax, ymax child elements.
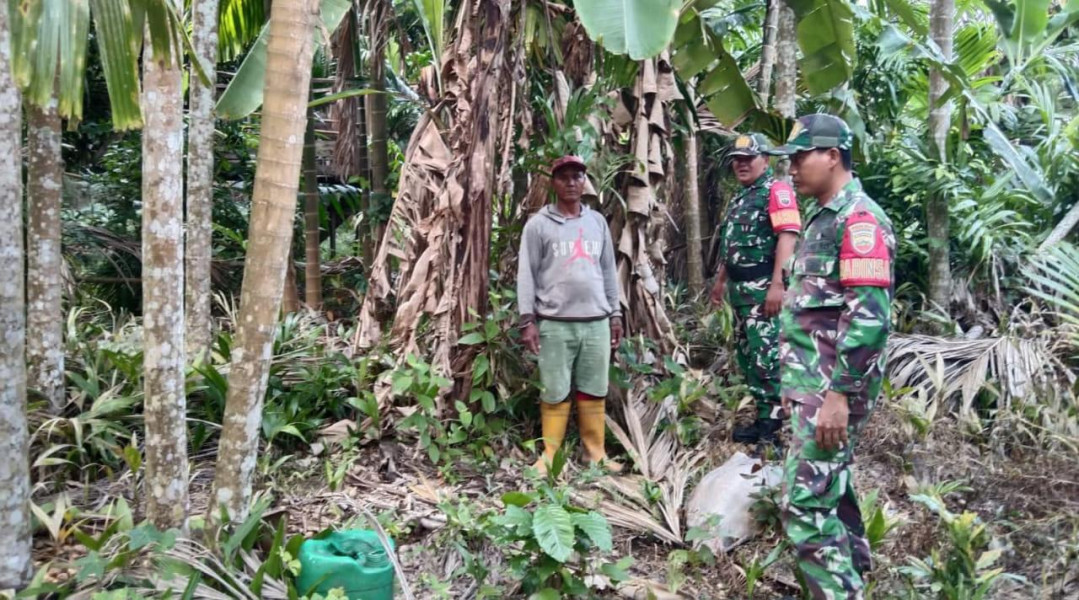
<box><xmin>296</xmin><ymin>530</ymin><xmax>395</xmax><ymax>600</ymax></box>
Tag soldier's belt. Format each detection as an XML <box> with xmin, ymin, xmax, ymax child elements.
<box><xmin>727</xmin><ymin>262</ymin><xmax>774</xmax><ymax>282</ymax></box>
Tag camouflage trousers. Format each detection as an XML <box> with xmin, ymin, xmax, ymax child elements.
<box><xmin>782</xmin><ymin>401</ymin><xmax>872</xmax><ymax>600</ymax></box>
<box><xmin>733</xmin><ymin>301</ymin><xmax>782</xmax><ymax>420</ymax></box>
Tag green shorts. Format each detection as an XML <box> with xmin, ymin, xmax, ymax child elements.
<box><xmin>537</xmin><ymin>318</ymin><xmax>611</xmax><ymax>403</ymax></box>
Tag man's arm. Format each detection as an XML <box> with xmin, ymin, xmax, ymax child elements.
<box><xmin>600</xmin><ymin>220</ymin><xmax>621</xmax><ymax>318</ymax></box>
<box><xmin>830</xmin><ymin>210</ymin><xmax>893</xmax><ymax>395</ymax></box>
<box><xmin>600</xmin><ymin>219</ymin><xmax>624</xmax><ymax>348</ymax></box>
<box><xmin>771</xmin><ymin>233</ymin><xmax>797</xmax><ymax>285</ymax></box>
<box><xmin>830</xmin><ymin>286</ymin><xmax>891</xmax><ymax>395</ymax></box>
<box><xmin>710</xmin><ymin>263</ymin><xmax>728</xmax><ymax>306</ymax></box>
<box><xmin>765</xmin><ymin>181</ymin><xmax>801</xmax><ymax>315</ymax></box>
<box><xmin>517</xmin><ymin>221</ymin><xmax>540</xmax><ymax>326</ymax></box>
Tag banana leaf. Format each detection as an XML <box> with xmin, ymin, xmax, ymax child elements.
<box><xmin>785</xmin><ymin>0</ymin><xmax>856</xmax><ymax>95</ymax></box>
<box><xmin>216</xmin><ymin>0</ymin><xmax>351</xmax><ymax>120</ymax></box>
<box><xmin>575</xmin><ymin>0</ymin><xmax>681</xmax><ymax>60</ymax></box>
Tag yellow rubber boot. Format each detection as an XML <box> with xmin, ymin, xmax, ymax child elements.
<box><xmin>532</xmin><ymin>400</ymin><xmax>571</xmax><ymax>475</ymax></box>
<box><xmin>577</xmin><ymin>396</ymin><xmax>623</xmax><ymax>474</ymax></box>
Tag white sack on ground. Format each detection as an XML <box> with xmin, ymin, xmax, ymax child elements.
<box><xmin>685</xmin><ymin>451</ymin><xmax>782</xmax><ymax>552</ymax></box>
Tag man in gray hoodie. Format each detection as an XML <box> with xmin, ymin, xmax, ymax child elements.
<box><xmin>518</xmin><ymin>155</ymin><xmax>623</xmax><ymax>475</ymax></box>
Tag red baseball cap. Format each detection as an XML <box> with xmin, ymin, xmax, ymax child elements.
<box><xmin>551</xmin><ymin>155</ymin><xmax>587</xmax><ymax>175</ymax></box>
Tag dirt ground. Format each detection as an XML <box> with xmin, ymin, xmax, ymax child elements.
<box><xmin>29</xmin><ymin>398</ymin><xmax>1079</xmax><ymax>599</ymax></box>
<box><xmin>250</xmin><ymin>401</ymin><xmax>1079</xmax><ymax>599</ymax></box>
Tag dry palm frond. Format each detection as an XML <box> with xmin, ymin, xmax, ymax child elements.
<box><xmin>887</xmin><ymin>331</ymin><xmax>1075</xmax><ymax>424</ymax></box>
<box><xmin>606</xmin><ymin>381</ymin><xmax>679</xmax><ymax>479</ymax></box>
<box><xmin>592</xmin><ymin>380</ymin><xmax>707</xmax><ymax>544</ymax></box>
<box><xmin>591</xmin><ymin>450</ymin><xmax>703</xmax><ymax>545</ymax></box>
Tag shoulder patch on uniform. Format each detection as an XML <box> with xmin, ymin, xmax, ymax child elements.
<box><xmin>839</xmin><ymin>210</ymin><xmax>890</xmax><ymax>287</ymax></box>
<box><xmin>768</xmin><ymin>181</ymin><xmax>801</xmax><ymax>232</ymax></box>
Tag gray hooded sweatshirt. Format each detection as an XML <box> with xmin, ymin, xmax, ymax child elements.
<box><xmin>517</xmin><ymin>204</ymin><xmax>621</xmax><ymax>323</ymax></box>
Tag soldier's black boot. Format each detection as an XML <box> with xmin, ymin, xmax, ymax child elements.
<box><xmin>732</xmin><ymin>418</ymin><xmax>783</xmax><ymax>443</ymax></box>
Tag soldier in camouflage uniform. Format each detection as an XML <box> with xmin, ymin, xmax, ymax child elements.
<box><xmin>768</xmin><ymin>115</ymin><xmax>896</xmax><ymax>599</ymax></box>
<box><xmin>710</xmin><ymin>133</ymin><xmax>801</xmax><ymax>444</ymax></box>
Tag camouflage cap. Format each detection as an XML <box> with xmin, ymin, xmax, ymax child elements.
<box><xmin>767</xmin><ymin>114</ymin><xmax>853</xmax><ymax>155</ymax></box>
<box><xmin>727</xmin><ymin>133</ymin><xmax>772</xmax><ymax>157</ymax></box>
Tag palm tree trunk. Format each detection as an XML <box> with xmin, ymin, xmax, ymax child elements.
<box><xmin>774</xmin><ymin>2</ymin><xmax>797</xmax><ymax>119</ymax></box>
<box><xmin>773</xmin><ymin>2</ymin><xmax>797</xmax><ymax>179</ymax></box>
<box><xmin>283</xmin><ymin>258</ymin><xmax>301</xmax><ymax>313</ymax></box>
<box><xmin>1040</xmin><ymin>203</ymin><xmax>1079</xmax><ymax>251</ymax></box>
<box><xmin>684</xmin><ymin>129</ymin><xmax>704</xmax><ymax>295</ymax></box>
<box><xmin>141</xmin><ymin>25</ymin><xmax>190</xmax><ymax>531</ymax></box>
<box><xmin>927</xmin><ymin>0</ymin><xmax>954</xmax><ymax>313</ymax></box>
<box><xmin>26</xmin><ymin>96</ymin><xmax>65</xmax><ymax>414</ymax></box>
<box><xmin>185</xmin><ymin>0</ymin><xmax>221</xmax><ymax>362</ymax></box>
<box><xmin>303</xmin><ymin>118</ymin><xmax>322</xmax><ymax>309</ymax></box>
<box><xmin>366</xmin><ymin>0</ymin><xmax>389</xmax><ymax>245</ymax></box>
<box><xmin>0</xmin><ymin>0</ymin><xmax>31</xmax><ymax>586</ymax></box>
<box><xmin>358</xmin><ymin>90</ymin><xmax>372</xmax><ymax>261</ymax></box>
<box><xmin>211</xmin><ymin>0</ymin><xmax>317</xmax><ymax>521</ymax></box>
<box><xmin>758</xmin><ymin>0</ymin><xmax>780</xmax><ymax>106</ymax></box>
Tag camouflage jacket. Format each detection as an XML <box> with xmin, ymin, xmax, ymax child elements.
<box><xmin>718</xmin><ymin>168</ymin><xmax>801</xmax><ymax>306</ymax></box>
<box><xmin>779</xmin><ymin>178</ymin><xmax>896</xmax><ymax>414</ymax></box>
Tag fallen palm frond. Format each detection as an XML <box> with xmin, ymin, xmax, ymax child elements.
<box><xmin>886</xmin><ymin>329</ymin><xmax>1077</xmax><ymax>440</ymax></box>
<box><xmin>887</xmin><ymin>332</ymin><xmax>1069</xmax><ymax>408</ymax></box>
<box><xmin>606</xmin><ymin>381</ymin><xmax>679</xmax><ymax>480</ymax></box>
<box><xmin>590</xmin><ymin>379</ymin><xmax>707</xmax><ymax>544</ymax></box>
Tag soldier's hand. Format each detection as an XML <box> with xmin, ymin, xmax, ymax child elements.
<box><xmin>764</xmin><ymin>282</ymin><xmax>784</xmax><ymax>317</ymax></box>
<box><xmin>816</xmin><ymin>391</ymin><xmax>850</xmax><ymax>451</ymax></box>
<box><xmin>782</xmin><ymin>396</ymin><xmax>792</xmax><ymax>417</ymax></box>
<box><xmin>521</xmin><ymin>323</ymin><xmax>541</xmax><ymax>355</ymax></box>
<box><xmin>709</xmin><ymin>281</ymin><xmax>726</xmax><ymax>307</ymax></box>
<box><xmin>610</xmin><ymin>317</ymin><xmax>624</xmax><ymax>349</ymax></box>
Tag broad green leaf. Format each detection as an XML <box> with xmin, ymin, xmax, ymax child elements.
<box><xmin>457</xmin><ymin>333</ymin><xmax>485</xmax><ymax>346</ymax></box>
<box><xmin>58</xmin><ymin>0</ymin><xmax>91</xmax><ymax>121</ymax></box>
<box><xmin>786</xmin><ymin>0</ymin><xmax>857</xmax><ymax>94</ymax></box>
<box><xmin>528</xmin><ymin>590</ymin><xmax>560</xmax><ymax>600</ymax></box>
<box><xmin>128</xmin><ymin>523</ymin><xmax>162</xmax><ymax>550</ymax></box>
<box><xmin>601</xmin><ymin>555</ymin><xmax>634</xmax><ymax>582</ymax></box>
<box><xmin>571</xmin><ymin>511</ymin><xmax>613</xmax><ymax>552</ymax></box>
<box><xmin>411</xmin><ymin>0</ymin><xmax>445</xmax><ymax>84</ymax></box>
<box><xmin>391</xmin><ymin>374</ymin><xmax>414</xmax><ymax>395</ymax></box>
<box><xmin>497</xmin><ymin>504</ymin><xmax>534</xmax><ymax>536</ymax></box>
<box><xmin>75</xmin><ymin>551</ymin><xmax>107</xmax><ymax>582</ymax></box>
<box><xmin>501</xmin><ymin>491</ymin><xmax>534</xmax><ymax>507</ymax></box>
<box><xmin>671</xmin><ymin>12</ymin><xmax>761</xmax><ymax>127</ymax></box>
<box><xmin>532</xmin><ymin>505</ymin><xmax>575</xmax><ymax>562</ymax></box>
<box><xmin>575</xmin><ymin>0</ymin><xmax>681</xmax><ymax>60</ymax></box>
<box><xmin>216</xmin><ymin>0</ymin><xmax>351</xmax><ymax>119</ymax></box>
<box><xmin>1010</xmin><ymin>0</ymin><xmax>1049</xmax><ymax>42</ymax></box>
